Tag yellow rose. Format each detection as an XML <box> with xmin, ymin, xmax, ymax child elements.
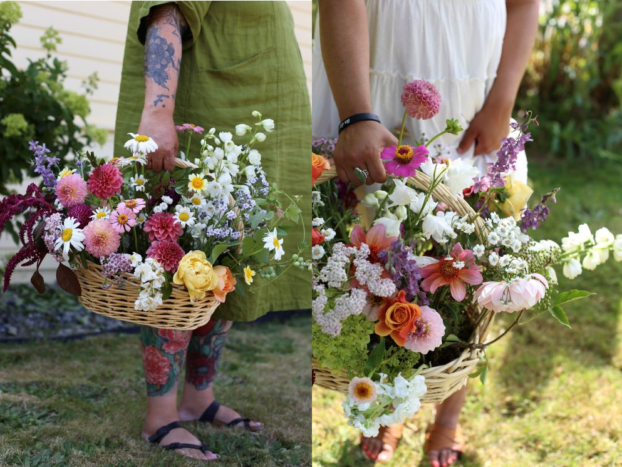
<box><xmin>495</xmin><ymin>177</ymin><xmax>534</xmax><ymax>220</ymax></box>
<box><xmin>173</xmin><ymin>251</ymin><xmax>219</xmax><ymax>301</ymax></box>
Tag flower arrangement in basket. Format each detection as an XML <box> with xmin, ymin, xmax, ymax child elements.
<box><xmin>0</xmin><ymin>112</ymin><xmax>308</xmax><ymax>330</ymax></box>
<box><xmin>311</xmin><ymin>81</ymin><xmax>622</xmax><ymax>437</ymax></box>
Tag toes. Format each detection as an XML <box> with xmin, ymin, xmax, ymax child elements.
<box><xmin>204</xmin><ymin>451</ymin><xmax>219</xmax><ymax>461</ymax></box>
<box><xmin>428</xmin><ymin>449</ymin><xmax>440</xmax><ymax>467</ymax></box>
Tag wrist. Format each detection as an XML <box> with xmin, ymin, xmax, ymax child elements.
<box><xmin>142</xmin><ymin>102</ymin><xmax>175</xmax><ymax>119</ymax></box>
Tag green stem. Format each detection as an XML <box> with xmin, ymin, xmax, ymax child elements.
<box><xmin>397</xmin><ymin>109</ymin><xmax>408</xmax><ymax>147</ymax></box>
<box><xmin>185</xmin><ymin>132</ymin><xmax>192</xmax><ymax>160</ymax></box>
<box><xmin>425</xmin><ymin>130</ymin><xmax>448</xmax><ymax>148</ymax></box>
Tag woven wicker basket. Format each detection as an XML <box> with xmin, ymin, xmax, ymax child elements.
<box><xmin>312</xmin><ymin>166</ymin><xmax>494</xmax><ymax>404</ymax></box>
<box><xmin>74</xmin><ymin>157</ymin><xmax>224</xmax><ymax>331</ymax></box>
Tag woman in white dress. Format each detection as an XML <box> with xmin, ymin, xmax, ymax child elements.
<box><xmin>313</xmin><ymin>0</ymin><xmax>538</xmax><ymax>465</ymax></box>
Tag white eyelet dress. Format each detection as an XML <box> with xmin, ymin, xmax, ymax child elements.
<box><xmin>312</xmin><ymin>0</ymin><xmax>528</xmax><ymax>183</ymax></box>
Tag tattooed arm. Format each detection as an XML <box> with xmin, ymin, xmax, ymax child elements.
<box><xmin>138</xmin><ymin>3</ymin><xmax>188</xmax><ymax>172</ymax></box>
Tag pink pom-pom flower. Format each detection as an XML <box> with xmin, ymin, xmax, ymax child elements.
<box><xmin>83</xmin><ymin>219</ymin><xmax>121</xmax><ymax>258</ymax></box>
<box><xmin>55</xmin><ymin>173</ymin><xmax>88</xmax><ymax>208</ymax></box>
<box><xmin>88</xmin><ymin>163</ymin><xmax>124</xmax><ymax>200</ymax></box>
<box><xmin>144</xmin><ymin>212</ymin><xmax>182</xmax><ymax>243</ymax></box>
<box><xmin>404</xmin><ymin>306</ymin><xmax>446</xmax><ymax>354</ymax></box>
<box><xmin>146</xmin><ymin>241</ymin><xmax>185</xmax><ymax>272</ymax></box>
<box><xmin>401</xmin><ymin>80</ymin><xmax>442</xmax><ymax>120</ymax></box>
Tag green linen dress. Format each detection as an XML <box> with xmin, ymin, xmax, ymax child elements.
<box><xmin>114</xmin><ymin>1</ymin><xmax>311</xmax><ymax>321</ymax></box>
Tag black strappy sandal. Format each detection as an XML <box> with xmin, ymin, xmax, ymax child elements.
<box><xmin>199</xmin><ymin>401</ymin><xmax>262</xmax><ymax>432</ymax></box>
<box><xmin>147</xmin><ymin>421</ymin><xmax>218</xmax><ymax>460</ymax></box>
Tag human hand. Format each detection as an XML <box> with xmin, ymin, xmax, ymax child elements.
<box><xmin>138</xmin><ymin>109</ymin><xmax>178</xmax><ymax>172</ymax></box>
<box><xmin>457</xmin><ymin>103</ymin><xmax>513</xmax><ymax>156</ymax></box>
<box><xmin>333</xmin><ymin>121</ymin><xmax>398</xmax><ymax>186</ymax></box>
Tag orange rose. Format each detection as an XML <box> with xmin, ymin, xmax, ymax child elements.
<box><xmin>374</xmin><ymin>290</ymin><xmax>421</xmax><ymax>346</ymax></box>
<box><xmin>213</xmin><ymin>266</ymin><xmax>237</xmax><ymax>303</ymax></box>
<box><xmin>312</xmin><ymin>153</ymin><xmax>330</xmax><ymax>186</ymax></box>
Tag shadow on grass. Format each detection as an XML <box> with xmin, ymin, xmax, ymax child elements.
<box><xmin>494</xmin><ymin>157</ymin><xmax>622</xmax><ymax>401</ymax></box>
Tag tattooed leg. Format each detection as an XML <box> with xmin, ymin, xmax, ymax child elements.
<box><xmin>178</xmin><ymin>320</ymin><xmax>263</xmax><ymax>430</ymax></box>
<box><xmin>139</xmin><ymin>326</ymin><xmax>217</xmax><ymax>461</ymax></box>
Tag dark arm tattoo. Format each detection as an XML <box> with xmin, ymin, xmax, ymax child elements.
<box><xmin>153</xmin><ymin>93</ymin><xmax>170</xmax><ymax>108</ymax></box>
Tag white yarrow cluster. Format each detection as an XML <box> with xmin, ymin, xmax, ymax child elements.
<box><xmin>352</xmin><ymin>244</ymin><xmax>397</xmax><ymax>298</ymax></box>
<box><xmin>485</xmin><ymin>213</ymin><xmax>529</xmax><ymax>253</ymax></box>
<box><xmin>312</xmin><ymin>284</ymin><xmax>367</xmax><ymax>336</ymax></box>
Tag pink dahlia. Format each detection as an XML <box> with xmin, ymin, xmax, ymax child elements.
<box><xmin>118</xmin><ymin>198</ymin><xmax>146</xmax><ymax>214</ymax></box>
<box><xmin>146</xmin><ymin>241</ymin><xmax>185</xmax><ymax>272</ymax></box>
<box><xmin>55</xmin><ymin>173</ymin><xmax>88</xmax><ymax>208</ymax></box>
<box><xmin>475</xmin><ymin>274</ymin><xmax>548</xmax><ymax>313</ymax></box>
<box><xmin>144</xmin><ymin>212</ymin><xmax>182</xmax><ymax>242</ymax></box>
<box><xmin>420</xmin><ymin>243</ymin><xmax>483</xmax><ymax>302</ymax></box>
<box><xmin>110</xmin><ymin>206</ymin><xmax>136</xmax><ymax>233</ymax></box>
<box><xmin>67</xmin><ymin>204</ymin><xmax>93</xmax><ymax>228</ymax></box>
<box><xmin>88</xmin><ymin>163</ymin><xmax>123</xmax><ymax>200</ymax></box>
<box><xmin>381</xmin><ymin>145</ymin><xmax>429</xmax><ymax>178</ymax></box>
<box><xmin>404</xmin><ymin>306</ymin><xmax>445</xmax><ymax>354</ymax></box>
<box><xmin>83</xmin><ymin>219</ymin><xmax>120</xmax><ymax>257</ymax></box>
<box><xmin>401</xmin><ymin>80</ymin><xmax>441</xmax><ymax>120</ymax></box>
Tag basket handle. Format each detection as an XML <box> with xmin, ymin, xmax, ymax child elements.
<box><xmin>174</xmin><ymin>158</ymin><xmax>198</xmax><ymax>169</ymax></box>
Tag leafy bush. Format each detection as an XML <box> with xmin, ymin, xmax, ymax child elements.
<box><xmin>0</xmin><ymin>1</ymin><xmax>107</xmax><ymax>194</ymax></box>
<box><xmin>517</xmin><ymin>0</ymin><xmax>622</xmax><ymax>159</ymax></box>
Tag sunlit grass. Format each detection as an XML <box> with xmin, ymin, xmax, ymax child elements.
<box><xmin>312</xmin><ymin>158</ymin><xmax>622</xmax><ymax>467</ymax></box>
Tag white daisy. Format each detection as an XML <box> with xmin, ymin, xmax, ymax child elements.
<box><xmin>120</xmin><ymin>154</ymin><xmax>148</xmax><ymax>167</ymax></box>
<box><xmin>54</xmin><ymin>217</ymin><xmax>85</xmax><ymax>261</ymax></box>
<box><xmin>312</xmin><ymin>245</ymin><xmax>326</xmax><ymax>260</ymax></box>
<box><xmin>124</xmin><ymin>133</ymin><xmax>158</xmax><ymax>155</ymax></box>
<box><xmin>174</xmin><ymin>205</ymin><xmax>195</xmax><ymax>228</ymax></box>
<box><xmin>130</xmin><ymin>175</ymin><xmax>147</xmax><ymax>192</ymax></box>
<box><xmin>135</xmin><ymin>213</ymin><xmax>148</xmax><ymax>226</ymax></box>
<box><xmin>91</xmin><ymin>207</ymin><xmax>111</xmax><ymax>221</ymax></box>
<box><xmin>184</xmin><ymin>193</ymin><xmax>207</xmax><ymax>209</ymax></box>
<box><xmin>262</xmin><ymin>228</ymin><xmax>285</xmax><ymax>261</ymax></box>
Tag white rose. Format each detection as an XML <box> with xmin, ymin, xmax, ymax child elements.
<box><xmin>563</xmin><ymin>257</ymin><xmax>582</xmax><ymax>279</ymax></box>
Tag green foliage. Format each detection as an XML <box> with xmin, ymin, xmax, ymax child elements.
<box><xmin>0</xmin><ymin>2</ymin><xmax>106</xmax><ymax>194</ymax></box>
<box><xmin>312</xmin><ymin>315</ymin><xmax>374</xmax><ymax>377</ymax></box>
<box><xmin>377</xmin><ymin>344</ymin><xmax>421</xmax><ymax>381</ymax></box>
<box><xmin>517</xmin><ymin>0</ymin><xmax>622</xmax><ymax>160</ymax></box>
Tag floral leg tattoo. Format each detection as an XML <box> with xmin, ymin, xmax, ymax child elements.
<box><xmin>140</xmin><ymin>326</ymin><xmax>191</xmax><ymax>397</ymax></box>
<box><xmin>186</xmin><ymin>319</ymin><xmax>233</xmax><ymax>390</ymax></box>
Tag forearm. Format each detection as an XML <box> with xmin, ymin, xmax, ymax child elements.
<box><xmin>143</xmin><ymin>3</ymin><xmax>187</xmax><ymax>115</ymax></box>
<box><xmin>318</xmin><ymin>0</ymin><xmax>372</xmax><ymax>120</ymax></box>
<box><xmin>485</xmin><ymin>0</ymin><xmax>539</xmax><ymax>113</ymax></box>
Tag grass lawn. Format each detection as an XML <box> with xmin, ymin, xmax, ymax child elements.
<box><xmin>312</xmin><ymin>157</ymin><xmax>622</xmax><ymax>467</ymax></box>
<box><xmin>0</xmin><ymin>315</ymin><xmax>311</xmax><ymax>467</ymax></box>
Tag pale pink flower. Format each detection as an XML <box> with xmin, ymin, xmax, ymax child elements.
<box><xmin>475</xmin><ymin>274</ymin><xmax>549</xmax><ymax>313</ymax></box>
<box><xmin>55</xmin><ymin>173</ymin><xmax>88</xmax><ymax>208</ymax></box>
<box><xmin>118</xmin><ymin>198</ymin><xmax>146</xmax><ymax>214</ymax></box>
<box><xmin>110</xmin><ymin>206</ymin><xmax>136</xmax><ymax>233</ymax></box>
<box><xmin>420</xmin><ymin>243</ymin><xmax>483</xmax><ymax>302</ymax></box>
<box><xmin>348</xmin><ymin>377</ymin><xmax>377</xmax><ymax>406</ymax></box>
<box><xmin>83</xmin><ymin>219</ymin><xmax>120</xmax><ymax>257</ymax></box>
<box><xmin>404</xmin><ymin>306</ymin><xmax>445</xmax><ymax>354</ymax></box>
<box><xmin>401</xmin><ymin>80</ymin><xmax>442</xmax><ymax>120</ymax></box>
<box><xmin>175</xmin><ymin>123</ymin><xmax>204</xmax><ymax>134</ymax></box>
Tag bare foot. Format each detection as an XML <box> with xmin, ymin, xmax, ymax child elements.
<box><xmin>143</xmin><ymin>421</ymin><xmax>218</xmax><ymax>461</ymax></box>
<box><xmin>179</xmin><ymin>384</ymin><xmax>263</xmax><ymax>431</ymax></box>
<box><xmin>428</xmin><ymin>447</ymin><xmax>459</xmax><ymax>467</ymax></box>
<box><xmin>360</xmin><ymin>424</ymin><xmax>403</xmax><ymax>463</ymax></box>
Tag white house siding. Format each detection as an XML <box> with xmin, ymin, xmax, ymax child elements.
<box><xmin>1</xmin><ymin>0</ymin><xmax>312</xmax><ymax>283</ymax></box>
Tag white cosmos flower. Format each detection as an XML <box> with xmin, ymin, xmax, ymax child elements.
<box><xmin>263</xmin><ymin>228</ymin><xmax>285</xmax><ymax>260</ymax></box>
<box><xmin>312</xmin><ymin>245</ymin><xmax>326</xmax><ymax>260</ymax></box>
<box><xmin>130</xmin><ymin>174</ymin><xmax>147</xmax><ymax>192</ymax></box>
<box><xmin>444</xmin><ymin>158</ymin><xmax>479</xmax><ymax>196</ymax></box>
<box><xmin>422</xmin><ymin>212</ymin><xmax>456</xmax><ymax>244</ymax></box>
<box><xmin>563</xmin><ymin>258</ymin><xmax>582</xmax><ymax>279</ymax></box>
<box><xmin>174</xmin><ymin>205</ymin><xmax>195</xmax><ymax>228</ymax></box>
<box><xmin>91</xmin><ymin>207</ymin><xmax>111</xmax><ymax>220</ymax></box>
<box><xmin>54</xmin><ymin>217</ymin><xmax>85</xmax><ymax>261</ymax></box>
<box><xmin>248</xmin><ymin>149</ymin><xmax>262</xmax><ymax>165</ymax></box>
<box><xmin>124</xmin><ymin>133</ymin><xmax>158</xmax><ymax>155</ymax></box>
<box><xmin>389</xmin><ymin>179</ymin><xmax>418</xmax><ymax>207</ymax></box>
<box><xmin>373</xmin><ymin>217</ymin><xmax>402</xmax><ymax>238</ymax></box>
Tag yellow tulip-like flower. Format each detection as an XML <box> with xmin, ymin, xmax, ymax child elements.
<box><xmin>173</xmin><ymin>251</ymin><xmax>219</xmax><ymax>301</ymax></box>
<box><xmin>497</xmin><ymin>177</ymin><xmax>534</xmax><ymax>220</ymax></box>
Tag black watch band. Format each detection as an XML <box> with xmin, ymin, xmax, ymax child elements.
<box><xmin>338</xmin><ymin>113</ymin><xmax>381</xmax><ymax>134</ymax></box>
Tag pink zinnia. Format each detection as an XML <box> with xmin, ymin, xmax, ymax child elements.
<box><xmin>401</xmin><ymin>80</ymin><xmax>442</xmax><ymax>120</ymax></box>
<box><xmin>110</xmin><ymin>206</ymin><xmax>136</xmax><ymax>233</ymax></box>
<box><xmin>404</xmin><ymin>306</ymin><xmax>445</xmax><ymax>354</ymax></box>
<box><xmin>381</xmin><ymin>145</ymin><xmax>429</xmax><ymax>178</ymax></box>
<box><xmin>83</xmin><ymin>219</ymin><xmax>120</xmax><ymax>258</ymax></box>
<box><xmin>146</xmin><ymin>241</ymin><xmax>185</xmax><ymax>272</ymax></box>
<box><xmin>144</xmin><ymin>212</ymin><xmax>182</xmax><ymax>242</ymax></box>
<box><xmin>420</xmin><ymin>243</ymin><xmax>483</xmax><ymax>302</ymax></box>
<box><xmin>175</xmin><ymin>123</ymin><xmax>204</xmax><ymax>134</ymax></box>
<box><xmin>118</xmin><ymin>198</ymin><xmax>146</xmax><ymax>214</ymax></box>
<box><xmin>55</xmin><ymin>173</ymin><xmax>88</xmax><ymax>208</ymax></box>
<box><xmin>475</xmin><ymin>274</ymin><xmax>548</xmax><ymax>313</ymax></box>
<box><xmin>88</xmin><ymin>163</ymin><xmax>123</xmax><ymax>200</ymax></box>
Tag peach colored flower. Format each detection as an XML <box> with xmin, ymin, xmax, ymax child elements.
<box><xmin>375</xmin><ymin>290</ymin><xmax>422</xmax><ymax>346</ymax></box>
<box><xmin>213</xmin><ymin>265</ymin><xmax>236</xmax><ymax>303</ymax></box>
<box><xmin>312</xmin><ymin>153</ymin><xmax>330</xmax><ymax>186</ymax></box>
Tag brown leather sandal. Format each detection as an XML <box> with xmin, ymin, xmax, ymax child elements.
<box><xmin>424</xmin><ymin>423</ymin><xmax>465</xmax><ymax>460</ymax></box>
<box><xmin>360</xmin><ymin>423</ymin><xmax>404</xmax><ymax>463</ymax></box>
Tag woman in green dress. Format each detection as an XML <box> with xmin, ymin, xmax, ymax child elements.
<box><xmin>113</xmin><ymin>1</ymin><xmax>310</xmax><ymax>461</ymax></box>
